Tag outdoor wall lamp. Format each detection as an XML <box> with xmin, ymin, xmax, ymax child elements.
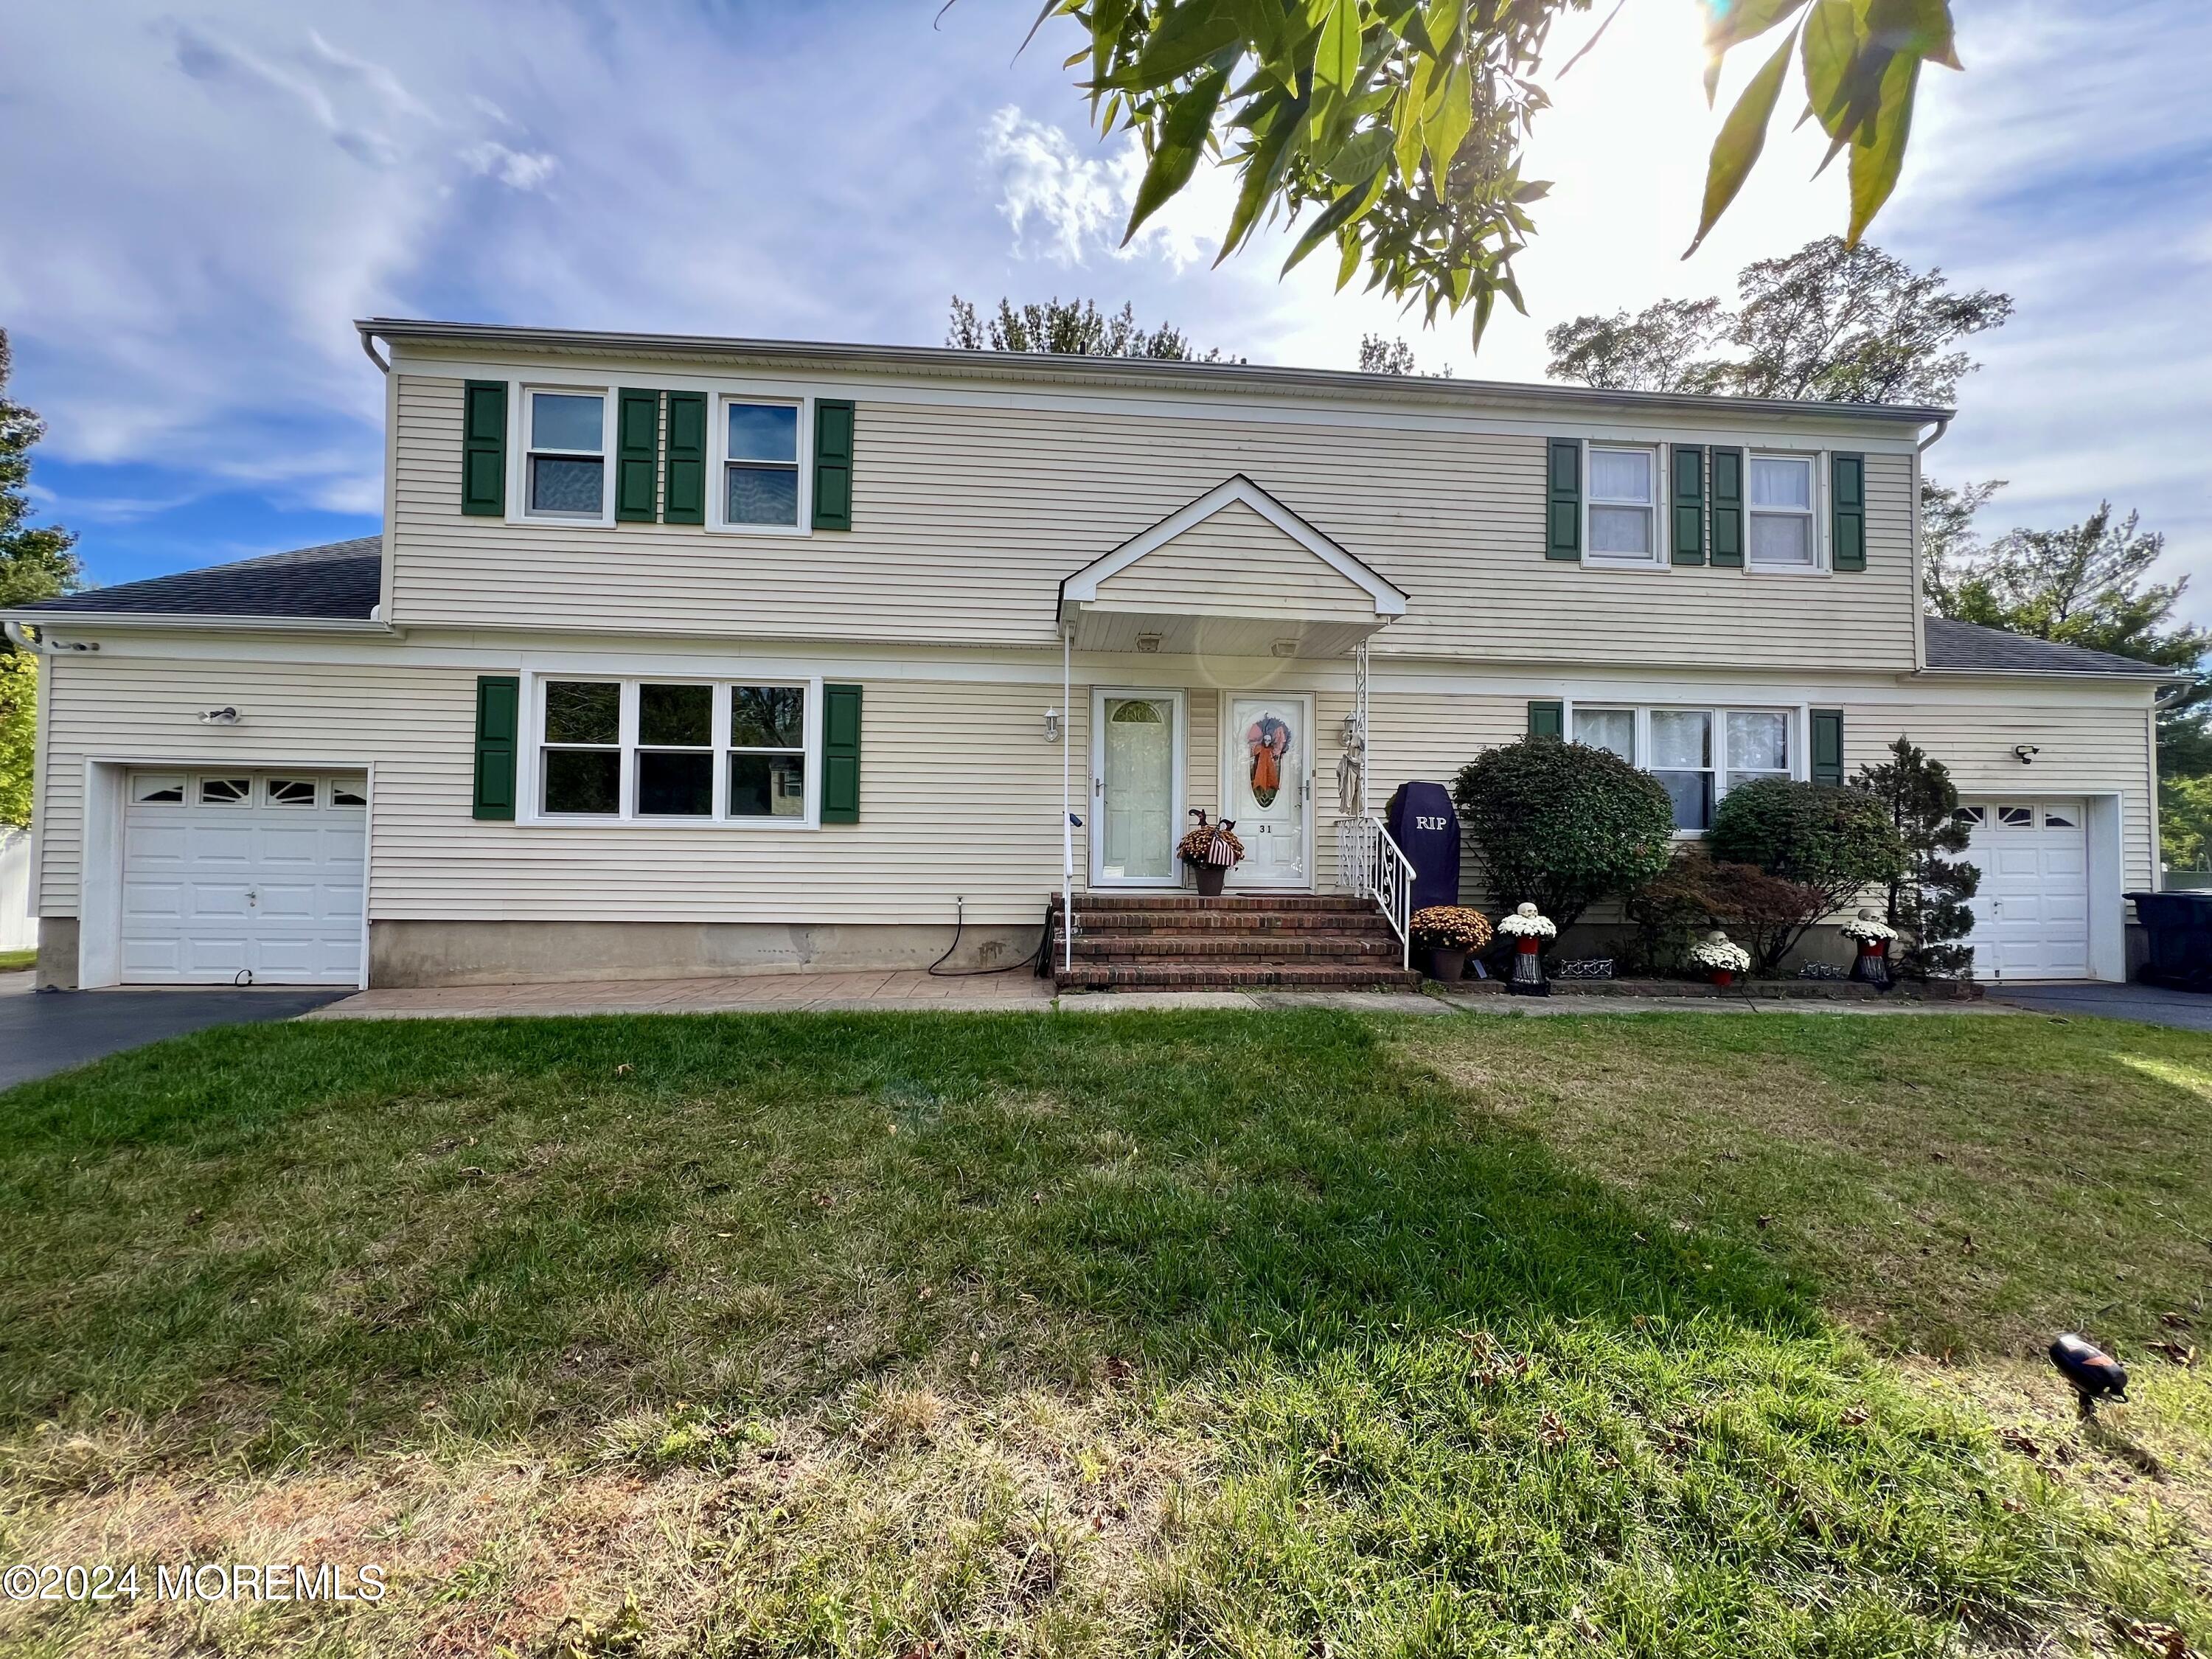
<box><xmin>198</xmin><ymin>707</ymin><xmax>240</xmax><ymax>726</ymax></box>
<box><xmin>2014</xmin><ymin>744</ymin><xmax>2040</xmax><ymax>765</ymax></box>
<box><xmin>1043</xmin><ymin>708</ymin><xmax>1061</xmax><ymax>743</ymax></box>
<box><xmin>1134</xmin><ymin>632</ymin><xmax>1163</xmax><ymax>653</ymax></box>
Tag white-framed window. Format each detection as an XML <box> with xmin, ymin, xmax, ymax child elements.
<box><xmin>1568</xmin><ymin>703</ymin><xmax>1799</xmax><ymax>832</ymax></box>
<box><xmin>521</xmin><ymin>387</ymin><xmax>611</xmax><ymax>521</ymax></box>
<box><xmin>529</xmin><ymin>674</ymin><xmax>819</xmax><ymax>826</ymax></box>
<box><xmin>265</xmin><ymin>777</ymin><xmax>318</xmax><ymax>807</ymax></box>
<box><xmin>1747</xmin><ymin>453</ymin><xmax>1819</xmax><ymax>571</ymax></box>
<box><xmin>720</xmin><ymin>397</ymin><xmax>804</xmax><ymax>530</ymax></box>
<box><xmin>330</xmin><ymin>778</ymin><xmax>369</xmax><ymax>808</ymax></box>
<box><xmin>1585</xmin><ymin>444</ymin><xmax>1661</xmax><ymax>566</ymax></box>
<box><xmin>200</xmin><ymin>776</ymin><xmax>251</xmax><ymax>806</ymax></box>
<box><xmin>131</xmin><ymin>773</ymin><xmax>186</xmax><ymax>804</ymax></box>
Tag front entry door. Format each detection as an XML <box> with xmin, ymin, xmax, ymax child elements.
<box><xmin>1091</xmin><ymin>690</ymin><xmax>1183</xmax><ymax>886</ymax></box>
<box><xmin>1225</xmin><ymin>693</ymin><xmax>1312</xmax><ymax>889</ymax></box>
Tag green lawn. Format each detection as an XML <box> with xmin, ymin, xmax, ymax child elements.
<box><xmin>0</xmin><ymin>1009</ymin><xmax>2206</xmax><ymax>1657</ymax></box>
<box><xmin>0</xmin><ymin>948</ymin><xmax>34</xmax><ymax>973</ymax></box>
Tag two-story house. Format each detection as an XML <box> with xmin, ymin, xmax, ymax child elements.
<box><xmin>4</xmin><ymin>319</ymin><xmax>2174</xmax><ymax>992</ymax></box>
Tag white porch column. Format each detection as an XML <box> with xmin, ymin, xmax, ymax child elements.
<box><xmin>1062</xmin><ymin>623</ymin><xmax>1074</xmax><ymax>973</ymax></box>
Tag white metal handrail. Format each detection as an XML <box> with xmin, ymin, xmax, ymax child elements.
<box><xmin>1336</xmin><ymin>815</ymin><xmax>1413</xmax><ymax>971</ymax></box>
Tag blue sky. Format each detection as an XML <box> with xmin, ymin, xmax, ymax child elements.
<box><xmin>4</xmin><ymin>1</ymin><xmax>2208</xmax><ymax>615</ymax></box>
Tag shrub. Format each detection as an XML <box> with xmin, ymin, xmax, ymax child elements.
<box><xmin>1452</xmin><ymin>738</ymin><xmax>1677</xmax><ymax>934</ymax></box>
<box><xmin>1627</xmin><ymin>845</ymin><xmax>1829</xmax><ymax>975</ymax></box>
<box><xmin>1708</xmin><ymin>778</ymin><xmax>1908</xmax><ymax>967</ymax></box>
<box><xmin>1851</xmin><ymin>737</ymin><xmax>1979</xmax><ymax>978</ymax></box>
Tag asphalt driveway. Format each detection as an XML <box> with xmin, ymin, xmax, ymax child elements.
<box><xmin>0</xmin><ymin>973</ymin><xmax>349</xmax><ymax>1091</ymax></box>
<box><xmin>1986</xmin><ymin>979</ymin><xmax>2212</xmax><ymax>1032</ymax></box>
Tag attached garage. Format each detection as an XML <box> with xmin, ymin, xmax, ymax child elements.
<box><xmin>120</xmin><ymin>770</ymin><xmax>367</xmax><ymax>984</ymax></box>
<box><xmin>1955</xmin><ymin>799</ymin><xmax>2090</xmax><ymax>981</ymax></box>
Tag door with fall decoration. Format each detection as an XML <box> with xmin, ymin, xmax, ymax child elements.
<box><xmin>1225</xmin><ymin>693</ymin><xmax>1311</xmax><ymax>888</ymax></box>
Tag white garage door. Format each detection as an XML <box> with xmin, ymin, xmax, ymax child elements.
<box><xmin>1956</xmin><ymin>799</ymin><xmax>2089</xmax><ymax>981</ymax></box>
<box><xmin>122</xmin><ymin>771</ymin><xmax>367</xmax><ymax>984</ymax></box>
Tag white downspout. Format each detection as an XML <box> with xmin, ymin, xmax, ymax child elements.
<box><xmin>1061</xmin><ymin>627</ymin><xmax>1075</xmax><ymax>972</ymax></box>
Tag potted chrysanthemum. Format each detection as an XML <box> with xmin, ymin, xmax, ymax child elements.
<box><xmin>1497</xmin><ymin>902</ymin><xmax>1556</xmax><ymax>994</ymax></box>
<box><xmin>1687</xmin><ymin>930</ymin><xmax>1752</xmax><ymax>987</ymax></box>
<box><xmin>1411</xmin><ymin>905</ymin><xmax>1493</xmax><ymax>981</ymax></box>
<box><xmin>1178</xmin><ymin>810</ymin><xmax>1245</xmax><ymax>897</ymax></box>
<box><xmin>1840</xmin><ymin>910</ymin><xmax>1899</xmax><ymax>987</ymax></box>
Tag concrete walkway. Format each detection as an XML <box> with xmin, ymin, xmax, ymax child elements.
<box><xmin>310</xmin><ymin>968</ymin><xmax>1054</xmax><ymax>1019</ymax></box>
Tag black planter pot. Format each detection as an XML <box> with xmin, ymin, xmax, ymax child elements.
<box><xmin>1192</xmin><ymin>863</ymin><xmax>1228</xmax><ymax>897</ymax></box>
<box><xmin>1426</xmin><ymin>947</ymin><xmax>1469</xmax><ymax>982</ymax></box>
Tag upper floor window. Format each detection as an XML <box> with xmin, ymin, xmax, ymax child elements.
<box><xmin>1748</xmin><ymin>454</ymin><xmax>1818</xmax><ymax>570</ymax></box>
<box><xmin>724</xmin><ymin>400</ymin><xmax>800</xmax><ymax>528</ymax></box>
<box><xmin>1586</xmin><ymin>445</ymin><xmax>1659</xmax><ymax>566</ymax></box>
<box><xmin>526</xmin><ymin>391</ymin><xmax>607</xmax><ymax>518</ymax></box>
<box><xmin>1571</xmin><ymin>703</ymin><xmax>1796</xmax><ymax>832</ymax></box>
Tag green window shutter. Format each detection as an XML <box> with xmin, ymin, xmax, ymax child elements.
<box><xmin>1671</xmin><ymin>444</ymin><xmax>1705</xmax><ymax>566</ymax></box>
<box><xmin>1709</xmin><ymin>446</ymin><xmax>1745</xmax><ymax>568</ymax></box>
<box><xmin>821</xmin><ymin>683</ymin><xmax>862</xmax><ymax>822</ymax></box>
<box><xmin>813</xmin><ymin>399</ymin><xmax>855</xmax><ymax>531</ymax></box>
<box><xmin>461</xmin><ymin>380</ymin><xmax>507</xmax><ymax>516</ymax></box>
<box><xmin>615</xmin><ymin>389</ymin><xmax>659</xmax><ymax>522</ymax></box>
<box><xmin>1810</xmin><ymin>709</ymin><xmax>1845</xmax><ymax>787</ymax></box>
<box><xmin>1831</xmin><ymin>453</ymin><xmax>1867</xmax><ymax>571</ymax></box>
<box><xmin>473</xmin><ymin>675</ymin><xmax>520</xmax><ymax>821</ymax></box>
<box><xmin>1545</xmin><ymin>438</ymin><xmax>1581</xmax><ymax>560</ymax></box>
<box><xmin>1527</xmin><ymin>700</ymin><xmax>1564</xmax><ymax>740</ymax></box>
<box><xmin>662</xmin><ymin>392</ymin><xmax>706</xmax><ymax>525</ymax></box>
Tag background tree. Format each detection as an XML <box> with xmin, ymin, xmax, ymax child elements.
<box><xmin>1</xmin><ymin>327</ymin><xmax>78</xmax><ymax>829</ymax></box>
<box><xmin>1356</xmin><ymin>333</ymin><xmax>1450</xmax><ymax>376</ymax></box>
<box><xmin>1450</xmin><ymin>737</ymin><xmax>1676</xmax><ymax>935</ymax></box>
<box><xmin>1007</xmin><ymin>0</ymin><xmax>1959</xmax><ymax>346</ymax></box>
<box><xmin>1928</xmin><ymin>501</ymin><xmax>2211</xmax><ymax>776</ymax></box>
<box><xmin>1705</xmin><ymin>778</ymin><xmax>1906</xmax><ymax>970</ymax></box>
<box><xmin>1545</xmin><ymin>238</ymin><xmax>2010</xmax><ymax>406</ymax></box>
<box><xmin>1851</xmin><ymin>737</ymin><xmax>1977</xmax><ymax>978</ymax></box>
<box><xmin>1918</xmin><ymin>475</ymin><xmax>2003</xmax><ymax>616</ymax></box>
<box><xmin>945</xmin><ymin>296</ymin><xmax>1237</xmax><ymax>361</ymax></box>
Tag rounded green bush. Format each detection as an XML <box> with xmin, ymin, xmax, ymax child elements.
<box><xmin>1451</xmin><ymin>738</ymin><xmax>1677</xmax><ymax>933</ymax></box>
<box><xmin>1708</xmin><ymin>777</ymin><xmax>1907</xmax><ymax>899</ymax></box>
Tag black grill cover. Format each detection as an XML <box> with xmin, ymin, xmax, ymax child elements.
<box><xmin>1385</xmin><ymin>782</ymin><xmax>1462</xmax><ymax>917</ymax></box>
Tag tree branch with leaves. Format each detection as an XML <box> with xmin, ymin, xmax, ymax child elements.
<box><xmin>1009</xmin><ymin>0</ymin><xmax>1961</xmax><ymax>346</ymax></box>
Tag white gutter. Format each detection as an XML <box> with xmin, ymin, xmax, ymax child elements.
<box><xmin>3</xmin><ymin>619</ymin><xmax>64</xmax><ymax>655</ymax></box>
<box><xmin>0</xmin><ymin>611</ymin><xmax>392</xmax><ymax>636</ymax></box>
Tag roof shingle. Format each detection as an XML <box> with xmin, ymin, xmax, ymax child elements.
<box><xmin>15</xmin><ymin>536</ymin><xmax>382</xmax><ymax>622</ymax></box>
<box><xmin>1922</xmin><ymin>616</ymin><xmax>2176</xmax><ymax>678</ymax></box>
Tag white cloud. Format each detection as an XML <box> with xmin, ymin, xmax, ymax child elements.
<box><xmin>980</xmin><ymin>104</ymin><xmax>1226</xmax><ymax>272</ymax></box>
<box><xmin>462</xmin><ymin>141</ymin><xmax>560</xmax><ymax>192</ymax></box>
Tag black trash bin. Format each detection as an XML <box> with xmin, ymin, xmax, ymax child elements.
<box><xmin>2125</xmin><ymin>890</ymin><xmax>2212</xmax><ymax>990</ymax></box>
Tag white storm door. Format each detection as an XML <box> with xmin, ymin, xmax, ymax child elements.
<box><xmin>120</xmin><ymin>771</ymin><xmax>368</xmax><ymax>984</ymax></box>
<box><xmin>1091</xmin><ymin>690</ymin><xmax>1183</xmax><ymax>887</ymax></box>
<box><xmin>1956</xmin><ymin>799</ymin><xmax>2090</xmax><ymax>981</ymax></box>
<box><xmin>1225</xmin><ymin>693</ymin><xmax>1314</xmax><ymax>890</ymax></box>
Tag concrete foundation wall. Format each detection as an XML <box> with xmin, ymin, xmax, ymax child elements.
<box><xmin>35</xmin><ymin>916</ymin><xmax>80</xmax><ymax>990</ymax></box>
<box><xmin>368</xmin><ymin>918</ymin><xmax>1048</xmax><ymax>988</ymax></box>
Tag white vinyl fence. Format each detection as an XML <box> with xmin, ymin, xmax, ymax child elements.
<box><xmin>0</xmin><ymin>828</ymin><xmax>32</xmax><ymax>953</ymax></box>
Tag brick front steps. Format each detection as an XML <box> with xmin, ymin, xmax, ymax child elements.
<box><xmin>1050</xmin><ymin>893</ymin><xmax>1420</xmax><ymax>992</ymax></box>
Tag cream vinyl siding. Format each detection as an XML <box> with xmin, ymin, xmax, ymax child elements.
<box><xmin>37</xmin><ymin>655</ymin><xmax>1088</xmax><ymax>925</ymax></box>
<box><xmin>391</xmin><ymin>373</ymin><xmax>1917</xmax><ymax>669</ymax></box>
<box><xmin>1843</xmin><ymin>699</ymin><xmax>2157</xmax><ymax>893</ymax></box>
<box><xmin>1093</xmin><ymin>501</ymin><xmax>1379</xmax><ymax>624</ymax></box>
